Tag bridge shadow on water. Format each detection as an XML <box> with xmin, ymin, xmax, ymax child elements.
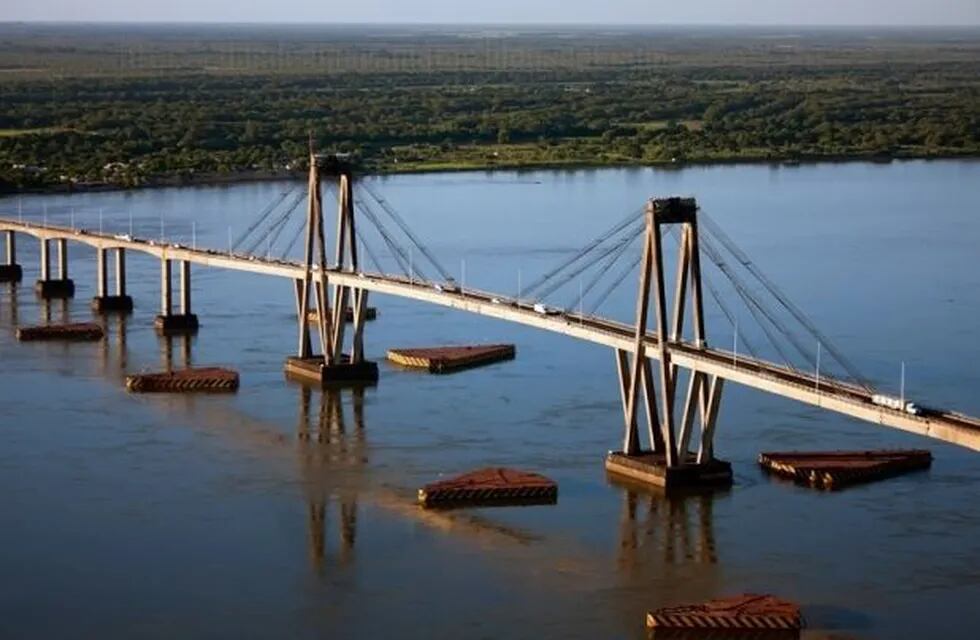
<box><xmin>614</xmin><ymin>484</ymin><xmax>722</xmax><ymax>573</ymax></box>
<box><xmin>295</xmin><ymin>384</ymin><xmax>365</xmax><ymax>574</ymax></box>
<box><xmin>0</xmin><ymin>284</ymin><xmax>748</xmax><ymax>621</ymax></box>
<box><xmin>2</xmin><ymin>283</ymin><xmax>71</xmax><ymax>326</ymax></box>
<box><xmin>288</xmin><ymin>378</ymin><xmax>737</xmax><ymax>588</ymax></box>
<box><xmin>40</xmin><ymin>296</ymin><xmax>71</xmax><ymax>325</ymax></box>
<box><xmin>2</xmin><ymin>282</ymin><xmax>17</xmax><ymax>324</ymax></box>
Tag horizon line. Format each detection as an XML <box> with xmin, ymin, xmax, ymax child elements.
<box><xmin>2</xmin><ymin>20</ymin><xmax>980</xmax><ymax>29</ymax></box>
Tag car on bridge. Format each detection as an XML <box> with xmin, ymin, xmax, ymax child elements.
<box><xmin>872</xmin><ymin>394</ymin><xmax>923</xmax><ymax>416</ymax></box>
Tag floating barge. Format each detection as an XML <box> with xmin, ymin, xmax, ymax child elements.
<box><xmin>418</xmin><ymin>467</ymin><xmax>557</xmax><ymax>509</ymax></box>
<box><xmin>647</xmin><ymin>594</ymin><xmax>803</xmax><ymax>638</ymax></box>
<box><xmin>605</xmin><ymin>451</ymin><xmax>733</xmax><ymax>490</ymax></box>
<box><xmin>125</xmin><ymin>367</ymin><xmax>239</xmax><ymax>393</ymax></box>
<box><xmin>16</xmin><ymin>322</ymin><xmax>104</xmax><ymax>342</ymax></box>
<box><xmin>388</xmin><ymin>344</ymin><xmax>516</xmax><ymax>373</ymax></box>
<box><xmin>758</xmin><ymin>449</ymin><xmax>932</xmax><ymax>490</ymax></box>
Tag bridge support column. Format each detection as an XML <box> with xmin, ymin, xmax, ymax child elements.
<box><xmin>285</xmin><ymin>150</ymin><xmax>378</xmax><ymax>388</ymax></box>
<box><xmin>34</xmin><ymin>238</ymin><xmax>75</xmax><ymax>298</ymax></box>
<box><xmin>92</xmin><ymin>247</ymin><xmax>134</xmax><ymax>313</ymax></box>
<box><xmin>0</xmin><ymin>231</ymin><xmax>22</xmax><ymax>282</ymax></box>
<box><xmin>605</xmin><ymin>197</ymin><xmax>731</xmax><ymax>491</ymax></box>
<box><xmin>154</xmin><ymin>258</ymin><xmax>198</xmax><ymax>334</ymax></box>
<box><xmin>40</xmin><ymin>239</ymin><xmax>48</xmax><ymax>280</ymax></box>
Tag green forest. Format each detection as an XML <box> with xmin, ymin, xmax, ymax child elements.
<box><xmin>1</xmin><ymin>24</ymin><xmax>978</xmax><ymax>191</ymax></box>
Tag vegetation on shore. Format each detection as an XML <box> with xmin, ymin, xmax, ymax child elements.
<box><xmin>0</xmin><ymin>24</ymin><xmax>978</xmax><ymax>191</ymax></box>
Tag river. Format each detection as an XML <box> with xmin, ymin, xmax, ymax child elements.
<box><xmin>1</xmin><ymin>160</ymin><xmax>979</xmax><ymax>639</ymax></box>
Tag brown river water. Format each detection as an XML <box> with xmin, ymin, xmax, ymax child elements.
<box><xmin>1</xmin><ymin>160</ymin><xmax>979</xmax><ymax>639</ymax></box>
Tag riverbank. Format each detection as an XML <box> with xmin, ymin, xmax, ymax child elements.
<box><xmin>5</xmin><ymin>24</ymin><xmax>978</xmax><ymax>200</ymax></box>
<box><xmin>3</xmin><ymin>149</ymin><xmax>978</xmax><ymax>198</ymax></box>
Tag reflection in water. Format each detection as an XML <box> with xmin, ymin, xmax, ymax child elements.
<box><xmin>98</xmin><ymin>313</ymin><xmax>130</xmax><ymax>372</ymax></box>
<box><xmin>1</xmin><ymin>165</ymin><xmax>978</xmax><ymax>639</ymax></box>
<box><xmin>612</xmin><ymin>484</ymin><xmax>728</xmax><ymax>638</ymax></box>
<box><xmin>160</xmin><ymin>334</ymin><xmax>193</xmax><ymax>371</ymax></box>
<box><xmin>3</xmin><ymin>283</ymin><xmax>17</xmax><ymax>325</ymax></box>
<box><xmin>616</xmin><ymin>485</ymin><xmax>721</xmax><ymax>576</ymax></box>
<box><xmin>297</xmin><ymin>386</ymin><xmax>366</xmax><ymax>574</ymax></box>
<box><xmin>39</xmin><ymin>297</ymin><xmax>69</xmax><ymax>325</ymax></box>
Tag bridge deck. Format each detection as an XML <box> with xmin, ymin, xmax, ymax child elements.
<box><xmin>3</xmin><ymin>218</ymin><xmax>979</xmax><ymax>451</ymax></box>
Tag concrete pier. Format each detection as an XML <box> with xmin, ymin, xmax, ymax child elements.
<box><xmin>34</xmin><ymin>238</ymin><xmax>74</xmax><ymax>298</ymax></box>
<box><xmin>284</xmin><ymin>355</ymin><xmax>379</xmax><ymax>388</ymax></box>
<box><xmin>286</xmin><ymin>154</ymin><xmax>379</xmax><ymax>389</ymax></box>
<box><xmin>605</xmin><ymin>451</ymin><xmax>733</xmax><ymax>490</ymax></box>
<box><xmin>155</xmin><ymin>259</ymin><xmax>198</xmax><ymax>334</ymax></box>
<box><xmin>0</xmin><ymin>231</ymin><xmax>22</xmax><ymax>282</ymax></box>
<box><xmin>91</xmin><ymin>248</ymin><xmax>133</xmax><ymax>313</ymax></box>
<box><xmin>0</xmin><ymin>264</ymin><xmax>21</xmax><ymax>283</ymax></box>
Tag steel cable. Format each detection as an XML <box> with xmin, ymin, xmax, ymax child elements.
<box><xmin>355</xmin><ymin>200</ymin><xmax>417</xmax><ymax>279</ymax></box>
<box><xmin>537</xmin><ymin>221</ymin><xmax>645</xmax><ymax>302</ymax></box>
<box><xmin>233</xmin><ymin>189</ymin><xmax>293</xmax><ymax>252</ymax></box>
<box><xmin>565</xmin><ymin>230</ymin><xmax>641</xmax><ymax>311</ymax></box>
<box><xmin>521</xmin><ymin>207</ymin><xmax>644</xmax><ymax>298</ymax></box>
<box><xmin>354</xmin><ymin>227</ymin><xmax>386</xmax><ymax>275</ymax></box>
<box><xmin>589</xmin><ymin>252</ymin><xmax>642</xmax><ymax>315</ymax></box>
<box><xmin>281</xmin><ymin>185</ymin><xmax>336</xmax><ymax>260</ymax></box>
<box><xmin>246</xmin><ymin>190</ymin><xmax>306</xmax><ymax>256</ymax></box>
<box><xmin>700</xmin><ymin>233</ymin><xmax>806</xmax><ymax>373</ymax></box>
<box><xmin>360</xmin><ymin>183</ymin><xmax>453</xmax><ymax>283</ymax></box>
<box><xmin>699</xmin><ymin>210</ymin><xmax>872</xmax><ymax>390</ymax></box>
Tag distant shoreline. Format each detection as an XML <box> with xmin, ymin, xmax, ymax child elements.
<box><xmin>3</xmin><ymin>152</ymin><xmax>977</xmax><ymax>197</ymax></box>
<box><xmin>2</xmin><ymin>22</ymin><xmax>980</xmax><ymax>31</ymax></box>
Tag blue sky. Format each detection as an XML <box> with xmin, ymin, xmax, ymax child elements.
<box><xmin>2</xmin><ymin>0</ymin><xmax>979</xmax><ymax>25</ymax></box>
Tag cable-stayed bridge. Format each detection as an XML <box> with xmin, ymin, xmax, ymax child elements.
<box><xmin>2</xmin><ymin>152</ymin><xmax>978</xmax><ymax>487</ymax></box>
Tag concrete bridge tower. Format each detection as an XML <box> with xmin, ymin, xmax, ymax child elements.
<box><xmin>285</xmin><ymin>149</ymin><xmax>378</xmax><ymax>387</ymax></box>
